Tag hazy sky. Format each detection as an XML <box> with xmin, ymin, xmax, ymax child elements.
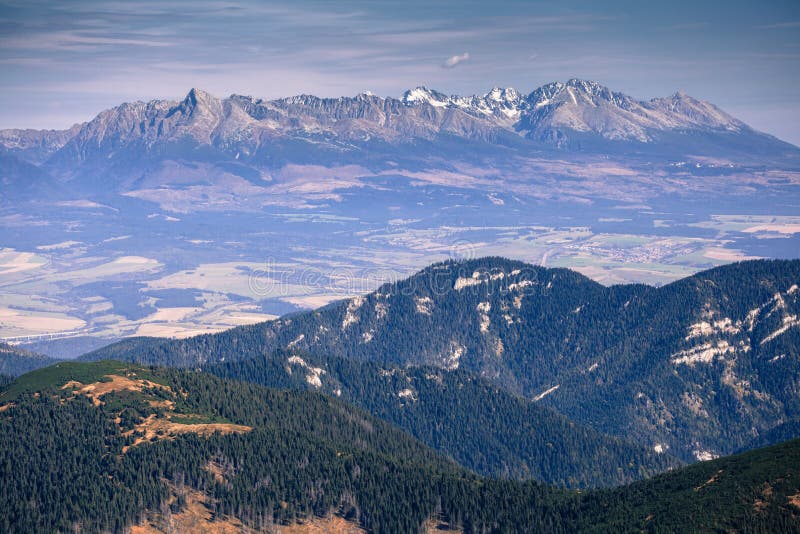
<box><xmin>1</xmin><ymin>0</ymin><xmax>799</xmax><ymax>144</ymax></box>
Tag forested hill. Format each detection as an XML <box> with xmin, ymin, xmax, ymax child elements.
<box><xmin>0</xmin><ymin>342</ymin><xmax>58</xmax><ymax>376</ymax></box>
<box><xmin>0</xmin><ymin>360</ymin><xmax>560</xmax><ymax>533</ymax></box>
<box><xmin>577</xmin><ymin>435</ymin><xmax>800</xmax><ymax>532</ymax></box>
<box><xmin>2</xmin><ymin>361</ymin><xmax>800</xmax><ymax>533</ymax></box>
<box><xmin>82</xmin><ymin>258</ymin><xmax>800</xmax><ymax>462</ymax></box>
<box><xmin>207</xmin><ymin>351</ymin><xmax>681</xmax><ymax>488</ymax></box>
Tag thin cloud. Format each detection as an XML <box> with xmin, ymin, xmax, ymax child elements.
<box><xmin>443</xmin><ymin>52</ymin><xmax>470</xmax><ymax>69</ymax></box>
<box><xmin>660</xmin><ymin>22</ymin><xmax>709</xmax><ymax>31</ymax></box>
<box><xmin>757</xmin><ymin>21</ymin><xmax>800</xmax><ymax>29</ymax></box>
<box><xmin>1</xmin><ymin>31</ymin><xmax>175</xmax><ymax>51</ymax></box>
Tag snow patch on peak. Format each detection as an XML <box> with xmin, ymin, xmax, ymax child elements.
<box><xmin>342</xmin><ymin>296</ymin><xmax>365</xmax><ymax>330</ymax></box>
<box><xmin>287</xmin><ymin>334</ymin><xmax>305</xmax><ymax>349</ymax></box>
<box><xmin>693</xmin><ymin>449</ymin><xmax>718</xmax><ymax>462</ymax></box>
<box><xmin>286</xmin><ymin>355</ymin><xmax>326</xmax><ymax>389</ymax></box>
<box><xmin>671</xmin><ymin>340</ymin><xmax>736</xmax><ymax>366</ymax></box>
<box><xmin>485</xmin><ymin>86</ymin><xmax>520</xmax><ymax>102</ymax></box>
<box><xmin>533</xmin><ymin>384</ymin><xmax>560</xmax><ymax>402</ymax></box>
<box><xmin>397</xmin><ymin>388</ymin><xmax>417</xmax><ymax>402</ymax></box>
<box><xmin>415</xmin><ymin>296</ymin><xmax>433</xmax><ymax>315</ymax></box>
<box><xmin>477</xmin><ymin>301</ymin><xmax>491</xmax><ymax>333</ymax></box>
<box><xmin>402</xmin><ymin>87</ymin><xmax>449</xmax><ymax>107</ymax></box>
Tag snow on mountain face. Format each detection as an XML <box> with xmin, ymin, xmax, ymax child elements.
<box><xmin>515</xmin><ymin>79</ymin><xmax>747</xmax><ymax>144</ymax></box>
<box><xmin>402</xmin><ymin>86</ymin><xmax>451</xmax><ymax>108</ymax></box>
<box><xmin>2</xmin><ymin>79</ymin><xmax>782</xmax><ymax>169</ymax></box>
<box><xmin>401</xmin><ymin>86</ymin><xmax>525</xmax><ymax>122</ymax></box>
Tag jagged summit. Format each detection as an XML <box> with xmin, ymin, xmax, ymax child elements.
<box><xmin>401</xmin><ymin>86</ymin><xmax>451</xmax><ymax>106</ymax></box>
<box><xmin>485</xmin><ymin>86</ymin><xmax>521</xmax><ymax>102</ymax></box>
<box><xmin>182</xmin><ymin>87</ymin><xmax>216</xmax><ymax>108</ymax></box>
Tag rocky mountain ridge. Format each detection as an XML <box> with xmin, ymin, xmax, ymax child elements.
<box><xmin>2</xmin><ymin>79</ymin><xmax>793</xmax><ymax>171</ymax></box>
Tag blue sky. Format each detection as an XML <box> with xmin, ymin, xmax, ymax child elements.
<box><xmin>1</xmin><ymin>0</ymin><xmax>799</xmax><ymax>144</ymax></box>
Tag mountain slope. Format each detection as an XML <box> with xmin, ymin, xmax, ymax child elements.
<box><xmin>0</xmin><ymin>360</ymin><xmax>565</xmax><ymax>533</ymax></box>
<box><xmin>0</xmin><ymin>150</ymin><xmax>64</xmax><ymax>202</ymax></box>
<box><xmin>83</xmin><ymin>258</ymin><xmax>800</xmax><ymax>462</ymax></box>
<box><xmin>575</xmin><ymin>436</ymin><xmax>800</xmax><ymax>532</ymax></box>
<box><xmin>0</xmin><ymin>342</ymin><xmax>58</xmax><ymax>376</ymax></box>
<box><xmin>207</xmin><ymin>350</ymin><xmax>680</xmax><ymax>488</ymax></box>
<box><xmin>2</xmin><ymin>361</ymin><xmax>800</xmax><ymax>533</ymax></box>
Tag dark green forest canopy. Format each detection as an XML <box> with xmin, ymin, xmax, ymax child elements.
<box><xmin>2</xmin><ymin>361</ymin><xmax>800</xmax><ymax>533</ymax></box>
<box><xmin>207</xmin><ymin>350</ymin><xmax>682</xmax><ymax>488</ymax></box>
<box><xmin>0</xmin><ymin>341</ymin><xmax>58</xmax><ymax>376</ymax></box>
<box><xmin>80</xmin><ymin>258</ymin><xmax>800</xmax><ymax>463</ymax></box>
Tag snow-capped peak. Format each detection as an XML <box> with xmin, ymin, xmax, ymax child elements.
<box><xmin>485</xmin><ymin>86</ymin><xmax>520</xmax><ymax>103</ymax></box>
<box><xmin>402</xmin><ymin>86</ymin><xmax>450</xmax><ymax>107</ymax></box>
<box><xmin>565</xmin><ymin>78</ymin><xmax>609</xmax><ymax>94</ymax></box>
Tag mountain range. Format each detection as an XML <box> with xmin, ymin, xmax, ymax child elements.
<box><xmin>2</xmin><ymin>79</ymin><xmax>797</xmax><ymax>188</ymax></box>
<box><xmin>80</xmin><ymin>258</ymin><xmax>800</xmax><ymax>467</ymax></box>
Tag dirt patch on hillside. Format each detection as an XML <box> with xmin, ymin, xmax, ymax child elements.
<box><xmin>204</xmin><ymin>460</ymin><xmax>228</xmax><ymax>485</ymax></box>
<box><xmin>204</xmin><ymin>458</ymin><xmax>238</xmax><ymax>487</ymax></box>
<box><xmin>59</xmin><ymin>372</ymin><xmax>252</xmax><ymax>453</ymax></box>
<box><xmin>694</xmin><ymin>469</ymin><xmax>723</xmax><ymax>492</ymax></box>
<box><xmin>123</xmin><ymin>414</ymin><xmax>252</xmax><ymax>452</ymax></box>
<box><xmin>133</xmin><ymin>486</ymin><xmax>364</xmax><ymax>534</ymax></box>
<box><xmin>422</xmin><ymin>519</ymin><xmax>462</xmax><ymax>533</ymax></box>
<box><xmin>147</xmin><ymin>399</ymin><xmax>176</xmax><ymax>409</ymax></box>
<box><xmin>754</xmin><ymin>482</ymin><xmax>774</xmax><ymax>512</ymax></box>
<box><xmin>62</xmin><ymin>374</ymin><xmax>173</xmax><ymax>406</ymax></box>
<box><xmin>132</xmin><ymin>488</ymin><xmax>255</xmax><ymax>534</ymax></box>
<box><xmin>787</xmin><ymin>491</ymin><xmax>800</xmax><ymax>509</ymax></box>
<box><xmin>0</xmin><ymin>402</ymin><xmax>15</xmax><ymax>412</ymax></box>
<box><xmin>279</xmin><ymin>516</ymin><xmax>366</xmax><ymax>533</ymax></box>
